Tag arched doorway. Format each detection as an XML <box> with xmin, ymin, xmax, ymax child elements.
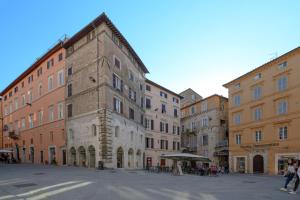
<box><xmin>88</xmin><ymin>145</ymin><xmax>96</xmax><ymax>168</ymax></box>
<box><xmin>117</xmin><ymin>147</ymin><xmax>124</xmax><ymax>168</ymax></box>
<box><xmin>78</xmin><ymin>146</ymin><xmax>86</xmax><ymax>167</ymax></box>
<box><xmin>253</xmin><ymin>155</ymin><xmax>264</xmax><ymax>173</ymax></box>
<box><xmin>128</xmin><ymin>148</ymin><xmax>134</xmax><ymax>168</ymax></box>
<box><xmin>69</xmin><ymin>147</ymin><xmax>76</xmax><ymax>166</ymax></box>
<box><xmin>136</xmin><ymin>150</ymin><xmax>141</xmax><ymax>168</ymax></box>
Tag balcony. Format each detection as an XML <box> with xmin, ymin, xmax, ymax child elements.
<box><xmin>183</xmin><ymin>128</ymin><xmax>197</xmax><ymax>135</ymax></box>
<box><xmin>9</xmin><ymin>130</ymin><xmax>19</xmax><ymax>140</ymax></box>
<box><xmin>215</xmin><ymin>140</ymin><xmax>228</xmax><ymax>149</ymax></box>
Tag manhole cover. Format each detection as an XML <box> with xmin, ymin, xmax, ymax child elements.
<box><xmin>33</xmin><ymin>173</ymin><xmax>45</xmax><ymax>175</ymax></box>
<box><xmin>14</xmin><ymin>183</ymin><xmax>37</xmax><ymax>188</ymax></box>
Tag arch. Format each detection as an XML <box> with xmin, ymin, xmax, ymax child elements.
<box><xmin>78</xmin><ymin>146</ymin><xmax>86</xmax><ymax>167</ymax></box>
<box><xmin>117</xmin><ymin>147</ymin><xmax>124</xmax><ymax>168</ymax></box>
<box><xmin>69</xmin><ymin>147</ymin><xmax>76</xmax><ymax>166</ymax></box>
<box><xmin>128</xmin><ymin>148</ymin><xmax>134</xmax><ymax>168</ymax></box>
<box><xmin>88</xmin><ymin>145</ymin><xmax>96</xmax><ymax>168</ymax></box>
<box><xmin>253</xmin><ymin>155</ymin><xmax>264</xmax><ymax>173</ymax></box>
<box><xmin>136</xmin><ymin>150</ymin><xmax>141</xmax><ymax>168</ymax></box>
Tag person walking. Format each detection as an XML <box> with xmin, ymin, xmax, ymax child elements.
<box><xmin>280</xmin><ymin>160</ymin><xmax>295</xmax><ymax>191</ymax></box>
<box><xmin>289</xmin><ymin>161</ymin><xmax>299</xmax><ymax>195</ymax></box>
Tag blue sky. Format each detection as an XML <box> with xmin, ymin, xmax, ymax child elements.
<box><xmin>1</xmin><ymin>0</ymin><xmax>300</xmax><ymax>97</ymax></box>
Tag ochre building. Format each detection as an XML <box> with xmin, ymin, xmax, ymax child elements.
<box><xmin>223</xmin><ymin>47</ymin><xmax>300</xmax><ymax>175</ymax></box>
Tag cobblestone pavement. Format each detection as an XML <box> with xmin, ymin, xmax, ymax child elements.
<box><xmin>0</xmin><ymin>164</ymin><xmax>299</xmax><ymax>200</ymax></box>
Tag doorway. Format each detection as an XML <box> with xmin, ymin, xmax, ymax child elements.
<box><xmin>117</xmin><ymin>147</ymin><xmax>124</xmax><ymax>168</ymax></box>
<box><xmin>253</xmin><ymin>155</ymin><xmax>264</xmax><ymax>173</ymax></box>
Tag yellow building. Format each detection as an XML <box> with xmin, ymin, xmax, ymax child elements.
<box><xmin>224</xmin><ymin>47</ymin><xmax>300</xmax><ymax>175</ymax></box>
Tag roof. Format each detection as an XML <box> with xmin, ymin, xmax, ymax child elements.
<box><xmin>180</xmin><ymin>94</ymin><xmax>228</xmax><ymax>110</ymax></box>
<box><xmin>145</xmin><ymin>79</ymin><xmax>183</xmax><ymax>99</ymax></box>
<box><xmin>1</xmin><ymin>41</ymin><xmax>64</xmax><ymax>95</ymax></box>
<box><xmin>223</xmin><ymin>46</ymin><xmax>300</xmax><ymax>88</ymax></box>
<box><xmin>63</xmin><ymin>12</ymin><xmax>149</xmax><ymax>74</ymax></box>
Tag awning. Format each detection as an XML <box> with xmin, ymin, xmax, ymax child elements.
<box><xmin>0</xmin><ymin>149</ymin><xmax>13</xmax><ymax>153</ymax></box>
<box><xmin>160</xmin><ymin>153</ymin><xmax>211</xmax><ymax>162</ymax></box>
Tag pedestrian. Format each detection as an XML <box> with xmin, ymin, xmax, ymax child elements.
<box><xmin>280</xmin><ymin>159</ymin><xmax>295</xmax><ymax>191</ymax></box>
<box><xmin>289</xmin><ymin>161</ymin><xmax>299</xmax><ymax>195</ymax></box>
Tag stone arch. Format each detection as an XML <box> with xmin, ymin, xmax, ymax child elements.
<box><xmin>88</xmin><ymin>145</ymin><xmax>96</xmax><ymax>168</ymax></box>
<box><xmin>78</xmin><ymin>146</ymin><xmax>86</xmax><ymax>167</ymax></box>
<box><xmin>69</xmin><ymin>147</ymin><xmax>76</xmax><ymax>166</ymax></box>
<box><xmin>128</xmin><ymin>148</ymin><xmax>134</xmax><ymax>168</ymax></box>
<box><xmin>117</xmin><ymin>147</ymin><xmax>124</xmax><ymax>168</ymax></box>
<box><xmin>136</xmin><ymin>149</ymin><xmax>141</xmax><ymax>168</ymax></box>
<box><xmin>253</xmin><ymin>155</ymin><xmax>264</xmax><ymax>173</ymax></box>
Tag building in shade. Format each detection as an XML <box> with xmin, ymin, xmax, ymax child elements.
<box><xmin>144</xmin><ymin>79</ymin><xmax>182</xmax><ymax>167</ymax></box>
<box><xmin>64</xmin><ymin>13</ymin><xmax>149</xmax><ymax>169</ymax></box>
<box><xmin>1</xmin><ymin>41</ymin><xmax>67</xmax><ymax>165</ymax></box>
<box><xmin>181</xmin><ymin>93</ymin><xmax>228</xmax><ymax>168</ymax></box>
<box><xmin>223</xmin><ymin>47</ymin><xmax>300</xmax><ymax>175</ymax></box>
<box><xmin>0</xmin><ymin>98</ymin><xmax>3</xmax><ymax>149</ymax></box>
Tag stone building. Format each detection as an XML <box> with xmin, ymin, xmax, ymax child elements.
<box><xmin>1</xmin><ymin>41</ymin><xmax>67</xmax><ymax>165</ymax></box>
<box><xmin>181</xmin><ymin>94</ymin><xmax>228</xmax><ymax>167</ymax></box>
<box><xmin>64</xmin><ymin>13</ymin><xmax>149</xmax><ymax>169</ymax></box>
<box><xmin>144</xmin><ymin>79</ymin><xmax>182</xmax><ymax>167</ymax></box>
<box><xmin>0</xmin><ymin>98</ymin><xmax>3</xmax><ymax>149</ymax></box>
<box><xmin>223</xmin><ymin>47</ymin><xmax>300</xmax><ymax>175</ymax></box>
<box><xmin>179</xmin><ymin>88</ymin><xmax>202</xmax><ymax>108</ymax></box>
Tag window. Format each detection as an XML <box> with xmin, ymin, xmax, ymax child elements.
<box><xmin>58</xmin><ymin>103</ymin><xmax>64</xmax><ymax>119</ymax></box>
<box><xmin>48</xmin><ymin>76</ymin><xmax>54</xmax><ymax>91</ymax></box>
<box><xmin>278</xmin><ymin>61</ymin><xmax>287</xmax><ymax>69</ymax></box>
<box><xmin>235</xmin><ymin>83</ymin><xmax>241</xmax><ymax>89</ymax></box>
<box><xmin>255</xmin><ymin>131</ymin><xmax>262</xmax><ymax>142</ymax></box>
<box><xmin>67</xmin><ymin>104</ymin><xmax>73</xmax><ymax>118</ymax></box>
<box><xmin>145</xmin><ymin>118</ymin><xmax>150</xmax><ymax>130</ymax></box>
<box><xmin>8</xmin><ymin>102</ymin><xmax>13</xmax><ymax>113</ymax></box>
<box><xmin>177</xmin><ymin>126</ymin><xmax>180</xmax><ymax>135</ymax></box>
<box><xmin>114</xmin><ymin>56</ymin><xmax>121</xmax><ymax>70</ymax></box>
<box><xmin>146</xmin><ymin>85</ymin><xmax>151</xmax><ymax>91</ymax></box>
<box><xmin>50</xmin><ymin>131</ymin><xmax>54</xmax><ymax>142</ymax></box>
<box><xmin>279</xmin><ymin>126</ymin><xmax>288</xmax><ymax>140</ymax></box>
<box><xmin>38</xmin><ymin>110</ymin><xmax>43</xmax><ymax>125</ymax></box>
<box><xmin>21</xmin><ymin>82</ymin><xmax>24</xmax><ymax>88</ymax></box>
<box><xmin>278</xmin><ymin>100</ymin><xmax>287</xmax><ymax>115</ymax></box>
<box><xmin>234</xmin><ymin>114</ymin><xmax>241</xmax><ymax>125</ymax></box>
<box><xmin>160</xmin><ymin>91</ymin><xmax>167</xmax><ymax>98</ymax></box>
<box><xmin>28</xmin><ymin>90</ymin><xmax>33</xmax><ymax>104</ymax></box>
<box><xmin>14</xmin><ymin>86</ymin><xmax>18</xmax><ymax>93</ymax></box>
<box><xmin>113</xmin><ymin>97</ymin><xmax>123</xmax><ymax>113</ymax></box>
<box><xmin>4</xmin><ymin>105</ymin><xmax>8</xmax><ymax>116</ymax></box>
<box><xmin>202</xmin><ymin>135</ymin><xmax>208</xmax><ymax>146</ymax></box>
<box><xmin>22</xmin><ymin>94</ymin><xmax>26</xmax><ymax>106</ymax></box>
<box><xmin>191</xmin><ymin>106</ymin><xmax>195</xmax><ymax>114</ymax></box>
<box><xmin>146</xmin><ymin>98</ymin><xmax>151</xmax><ymax>109</ymax></box>
<box><xmin>254</xmin><ymin>107</ymin><xmax>262</xmax><ymax>121</ymax></box>
<box><xmin>57</xmin><ymin>70</ymin><xmax>64</xmax><ymax>86</ymax></box>
<box><xmin>115</xmin><ymin>126</ymin><xmax>119</xmax><ymax>137</ymax></box>
<box><xmin>173</xmin><ymin>125</ymin><xmax>176</xmax><ymax>134</ymax></box>
<box><xmin>37</xmin><ymin>68</ymin><xmax>43</xmax><ymax>77</ymax></box>
<box><xmin>202</xmin><ymin>117</ymin><xmax>209</xmax><ymax>127</ymax></box>
<box><xmin>112</xmin><ymin>74</ymin><xmax>122</xmax><ymax>91</ymax></box>
<box><xmin>14</xmin><ymin>98</ymin><xmax>18</xmax><ymax>110</ymax></box>
<box><xmin>129</xmin><ymin>108</ymin><xmax>134</xmax><ymax>120</ymax></box>
<box><xmin>253</xmin><ymin>73</ymin><xmax>262</xmax><ymax>80</ymax></box>
<box><xmin>278</xmin><ymin>76</ymin><xmax>287</xmax><ymax>91</ymax></box>
<box><xmin>174</xmin><ymin>108</ymin><xmax>178</xmax><ymax>118</ymax></box>
<box><xmin>151</xmin><ymin>120</ymin><xmax>154</xmax><ymax>130</ymax></box>
<box><xmin>140</xmin><ymin>114</ymin><xmax>144</xmax><ymax>125</ymax></box>
<box><xmin>58</xmin><ymin>53</ymin><xmax>63</xmax><ymax>61</ymax></box>
<box><xmin>173</xmin><ymin>97</ymin><xmax>179</xmax><ymax>104</ymax></box>
<box><xmin>38</xmin><ymin>83</ymin><xmax>42</xmax><ymax>96</ymax></box>
<box><xmin>130</xmin><ymin>131</ymin><xmax>133</xmax><ymax>141</ymax></box>
<box><xmin>21</xmin><ymin>118</ymin><xmax>26</xmax><ymax>129</ymax></box>
<box><xmin>173</xmin><ymin>141</ymin><xmax>176</xmax><ymax>150</ymax></box>
<box><xmin>191</xmin><ymin>94</ymin><xmax>195</xmax><ymax>101</ymax></box>
<box><xmin>234</xmin><ymin>95</ymin><xmax>241</xmax><ymax>106</ymax></box>
<box><xmin>253</xmin><ymin>86</ymin><xmax>262</xmax><ymax>100</ymax></box>
<box><xmin>47</xmin><ymin>59</ymin><xmax>54</xmax><ymax>69</ymax></box>
<box><xmin>92</xmin><ymin>124</ymin><xmax>97</xmax><ymax>136</ymax></box>
<box><xmin>67</xmin><ymin>66</ymin><xmax>73</xmax><ymax>76</ymax></box>
<box><xmin>15</xmin><ymin>120</ymin><xmax>19</xmax><ymax>130</ymax></box>
<box><xmin>9</xmin><ymin>91</ymin><xmax>12</xmax><ymax>97</ymax></box>
<box><xmin>28</xmin><ymin>75</ymin><xmax>33</xmax><ymax>84</ymax></box>
<box><xmin>128</xmin><ymin>71</ymin><xmax>134</xmax><ymax>81</ymax></box>
<box><xmin>201</xmin><ymin>101</ymin><xmax>207</xmax><ymax>112</ymax></box>
<box><xmin>140</xmin><ymin>97</ymin><xmax>144</xmax><ymax>108</ymax></box>
<box><xmin>67</xmin><ymin>83</ymin><xmax>72</xmax><ymax>97</ymax></box>
<box><xmin>161</xmin><ymin>104</ymin><xmax>166</xmax><ymax>114</ymax></box>
<box><xmin>160</xmin><ymin>122</ymin><xmax>165</xmax><ymax>132</ymax></box>
<box><xmin>181</xmin><ymin>125</ymin><xmax>185</xmax><ymax>133</ymax></box>
<box><xmin>48</xmin><ymin>105</ymin><xmax>54</xmax><ymax>122</ymax></box>
<box><xmin>235</xmin><ymin>134</ymin><xmax>241</xmax><ymax>145</ymax></box>
<box><xmin>139</xmin><ymin>84</ymin><xmax>143</xmax><ymax>91</ymax></box>
<box><xmin>29</xmin><ymin>114</ymin><xmax>34</xmax><ymax>128</ymax></box>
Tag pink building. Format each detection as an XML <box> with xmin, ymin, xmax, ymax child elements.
<box><xmin>1</xmin><ymin>41</ymin><xmax>67</xmax><ymax>165</ymax></box>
